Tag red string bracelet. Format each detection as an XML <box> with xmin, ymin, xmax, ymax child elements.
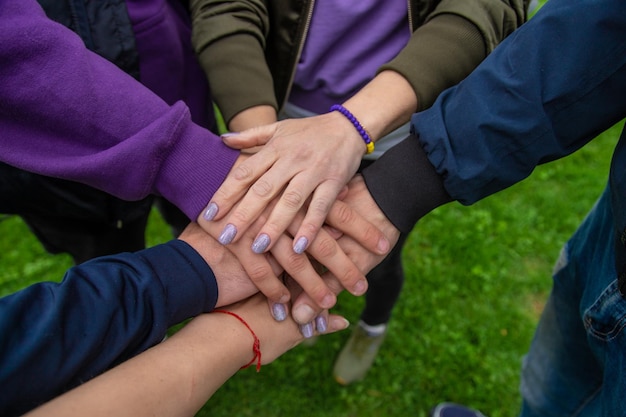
<box><xmin>213</xmin><ymin>310</ymin><xmax>262</xmax><ymax>372</ymax></box>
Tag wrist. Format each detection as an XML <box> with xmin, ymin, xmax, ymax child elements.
<box><xmin>329</xmin><ymin>104</ymin><xmax>375</xmax><ymax>155</ymax></box>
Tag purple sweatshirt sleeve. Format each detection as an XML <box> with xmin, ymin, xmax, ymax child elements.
<box><xmin>0</xmin><ymin>239</ymin><xmax>218</xmax><ymax>417</ymax></box>
<box><xmin>0</xmin><ymin>1</ymin><xmax>239</xmax><ymax>220</ymax></box>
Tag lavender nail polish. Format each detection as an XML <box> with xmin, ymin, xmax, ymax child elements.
<box><xmin>293</xmin><ymin>236</ymin><xmax>308</xmax><ymax>254</ymax></box>
<box><xmin>300</xmin><ymin>322</ymin><xmax>314</xmax><ymax>339</ymax></box>
<box><xmin>251</xmin><ymin>233</ymin><xmax>271</xmax><ymax>254</ymax></box>
<box><xmin>218</xmin><ymin>224</ymin><xmax>237</xmax><ymax>245</ymax></box>
<box><xmin>271</xmin><ymin>303</ymin><xmax>287</xmax><ymax>321</ymax></box>
<box><xmin>202</xmin><ymin>202</ymin><xmax>218</xmax><ymax>221</ymax></box>
<box><xmin>315</xmin><ymin>316</ymin><xmax>328</xmax><ymax>334</ymax></box>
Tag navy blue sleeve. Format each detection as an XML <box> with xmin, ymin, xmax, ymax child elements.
<box><xmin>363</xmin><ymin>0</ymin><xmax>626</xmax><ymax>232</ymax></box>
<box><xmin>0</xmin><ymin>239</ymin><xmax>218</xmax><ymax>417</ymax></box>
<box><xmin>416</xmin><ymin>0</ymin><xmax>626</xmax><ymax>204</ymax></box>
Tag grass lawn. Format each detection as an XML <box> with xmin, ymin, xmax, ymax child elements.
<box><xmin>1</xmin><ymin>119</ymin><xmax>621</xmax><ymax>417</ymax></box>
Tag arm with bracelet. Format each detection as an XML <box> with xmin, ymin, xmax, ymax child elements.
<box><xmin>23</xmin><ymin>293</ymin><xmax>349</xmax><ymax>417</ymax></box>
<box><xmin>192</xmin><ymin>0</ymin><xmax>528</xmax><ymax>262</ymax></box>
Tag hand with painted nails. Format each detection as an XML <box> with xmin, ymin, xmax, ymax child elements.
<box><xmin>198</xmin><ymin>156</ymin><xmax>391</xmax><ymax>318</ymax></box>
<box><xmin>203</xmin><ymin>111</ymin><xmax>367</xmax><ymax>255</ymax></box>
<box><xmin>198</xmin><ymin>191</ymin><xmax>391</xmax><ymax>316</ymax></box>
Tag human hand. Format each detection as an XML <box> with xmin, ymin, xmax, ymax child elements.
<box><xmin>204</xmin><ymin>111</ymin><xmax>367</xmax><ymax>255</ymax></box>
<box><xmin>288</xmin><ymin>175</ymin><xmax>401</xmax><ymax>325</ymax></box>
<box><xmin>178</xmin><ymin>222</ymin><xmax>268</xmax><ymax>307</ymax></box>
<box><xmin>198</xmin><ymin>194</ymin><xmax>390</xmax><ymax>316</ymax></box>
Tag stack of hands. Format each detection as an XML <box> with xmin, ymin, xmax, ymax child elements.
<box><xmin>189</xmin><ymin>125</ymin><xmax>401</xmax><ymax>335</ymax></box>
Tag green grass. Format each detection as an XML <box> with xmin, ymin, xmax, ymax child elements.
<box><xmin>2</xmin><ymin>120</ymin><xmax>621</xmax><ymax>417</ymax></box>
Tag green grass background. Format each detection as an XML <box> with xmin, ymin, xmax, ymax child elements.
<box><xmin>2</xmin><ymin>2</ymin><xmax>622</xmax><ymax>415</ymax></box>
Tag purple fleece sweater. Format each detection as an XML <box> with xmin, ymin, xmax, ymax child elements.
<box><xmin>0</xmin><ymin>0</ymin><xmax>239</xmax><ymax>220</ymax></box>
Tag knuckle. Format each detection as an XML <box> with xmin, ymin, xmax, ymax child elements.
<box><xmin>247</xmin><ymin>262</ymin><xmax>273</xmax><ymax>283</ymax></box>
<box><xmin>250</xmin><ymin>179</ymin><xmax>274</xmax><ymax>198</ymax></box>
<box><xmin>336</xmin><ymin>267</ymin><xmax>362</xmax><ymax>287</ymax></box>
<box><xmin>314</xmin><ymin>235</ymin><xmax>338</xmax><ymax>259</ymax></box>
<box><xmin>233</xmin><ymin>164</ymin><xmax>254</xmax><ymax>181</ymax></box>
<box><xmin>335</xmin><ymin>201</ymin><xmax>355</xmax><ymax>225</ymax></box>
<box><xmin>300</xmin><ymin>221</ymin><xmax>320</xmax><ymax>237</ymax></box>
<box><xmin>282</xmin><ymin>190</ymin><xmax>304</xmax><ymax>210</ymax></box>
<box><xmin>310</xmin><ymin>197</ymin><xmax>331</xmax><ymax>215</ymax></box>
<box><xmin>284</xmin><ymin>252</ymin><xmax>309</xmax><ymax>274</ymax></box>
<box><xmin>231</xmin><ymin>207</ymin><xmax>252</xmax><ymax>224</ymax></box>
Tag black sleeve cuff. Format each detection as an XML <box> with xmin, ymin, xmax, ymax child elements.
<box><xmin>361</xmin><ymin>134</ymin><xmax>452</xmax><ymax>233</ymax></box>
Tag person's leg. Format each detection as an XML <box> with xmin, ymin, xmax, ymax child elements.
<box><xmin>519</xmin><ymin>186</ymin><xmax>626</xmax><ymax>417</ymax></box>
<box><xmin>430</xmin><ymin>187</ymin><xmax>626</xmax><ymax>417</ymax></box>
<box><xmin>333</xmin><ymin>232</ymin><xmax>408</xmax><ymax>385</ymax></box>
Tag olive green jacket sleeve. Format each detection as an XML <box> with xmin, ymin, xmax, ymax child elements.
<box><xmin>384</xmin><ymin>0</ymin><xmax>528</xmax><ymax>110</ymax></box>
<box><xmin>190</xmin><ymin>0</ymin><xmax>278</xmax><ymax>125</ymax></box>
<box><xmin>190</xmin><ymin>0</ymin><xmax>528</xmax><ymax>124</ymax></box>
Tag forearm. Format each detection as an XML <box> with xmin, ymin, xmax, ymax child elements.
<box><xmin>190</xmin><ymin>0</ymin><xmax>276</xmax><ymax>125</ymax></box>
<box><xmin>0</xmin><ymin>240</ymin><xmax>218</xmax><ymax>416</ymax></box>
<box><xmin>342</xmin><ymin>71</ymin><xmax>418</xmax><ymax>142</ymax></box>
<box><xmin>364</xmin><ymin>0</ymin><xmax>626</xmax><ymax>233</ymax></box>
<box><xmin>0</xmin><ymin>1</ymin><xmax>239</xmax><ymax>220</ymax></box>
<box><xmin>23</xmin><ymin>314</ymin><xmax>251</xmax><ymax>417</ymax></box>
<box><xmin>228</xmin><ymin>105</ymin><xmax>278</xmax><ymax>132</ymax></box>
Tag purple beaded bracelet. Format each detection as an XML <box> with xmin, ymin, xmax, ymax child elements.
<box><xmin>329</xmin><ymin>104</ymin><xmax>375</xmax><ymax>154</ymax></box>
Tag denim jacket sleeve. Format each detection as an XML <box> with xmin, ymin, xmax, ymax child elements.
<box><xmin>363</xmin><ymin>0</ymin><xmax>626</xmax><ymax>233</ymax></box>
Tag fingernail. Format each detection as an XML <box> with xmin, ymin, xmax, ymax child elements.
<box><xmin>202</xmin><ymin>202</ymin><xmax>218</xmax><ymax>221</ymax></box>
<box><xmin>300</xmin><ymin>322</ymin><xmax>314</xmax><ymax>338</ymax></box>
<box><xmin>293</xmin><ymin>236</ymin><xmax>308</xmax><ymax>254</ymax></box>
<box><xmin>251</xmin><ymin>233</ymin><xmax>271</xmax><ymax>254</ymax></box>
<box><xmin>220</xmin><ymin>132</ymin><xmax>240</xmax><ymax>139</ymax></box>
<box><xmin>336</xmin><ymin>318</ymin><xmax>350</xmax><ymax>330</ymax></box>
<box><xmin>377</xmin><ymin>237</ymin><xmax>390</xmax><ymax>253</ymax></box>
<box><xmin>353</xmin><ymin>279</ymin><xmax>367</xmax><ymax>295</ymax></box>
<box><xmin>218</xmin><ymin>223</ymin><xmax>237</xmax><ymax>245</ymax></box>
<box><xmin>271</xmin><ymin>303</ymin><xmax>287</xmax><ymax>321</ymax></box>
<box><xmin>315</xmin><ymin>316</ymin><xmax>328</xmax><ymax>333</ymax></box>
<box><xmin>293</xmin><ymin>304</ymin><xmax>316</xmax><ymax>324</ymax></box>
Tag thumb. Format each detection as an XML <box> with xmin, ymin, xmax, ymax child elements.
<box><xmin>221</xmin><ymin>123</ymin><xmax>278</xmax><ymax>149</ymax></box>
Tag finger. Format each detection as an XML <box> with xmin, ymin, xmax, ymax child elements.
<box><xmin>201</xmin><ymin>151</ymin><xmax>276</xmax><ymax>224</ymax></box>
<box><xmin>324</xmin><ymin>314</ymin><xmax>350</xmax><ymax>334</ymax></box>
<box><xmin>290</xmin><ymin>220</ymin><xmax>368</xmax><ymax>298</ymax></box>
<box><xmin>221</xmin><ymin>123</ymin><xmax>278</xmax><ymax>149</ymax></box>
<box><xmin>325</xmin><ymin>199</ymin><xmax>390</xmax><ymax>256</ymax></box>
<box><xmin>269</xmin><ymin>233</ymin><xmax>337</xmax><ymax>311</ymax></box>
<box><xmin>291</xmin><ymin>180</ymin><xmax>345</xmax><ymax>254</ymax></box>
<box><xmin>281</xmin><ymin>276</ymin><xmax>336</xmax><ymax>337</ymax></box>
<box><xmin>252</xmin><ymin>175</ymin><xmax>331</xmax><ymax>254</ymax></box>
<box><xmin>217</xmin><ymin>159</ymin><xmax>306</xmax><ymax>246</ymax></box>
<box><xmin>222</xmin><ymin>220</ymin><xmax>291</xmax><ymax>306</ymax></box>
<box><xmin>235</xmin><ymin>249</ymin><xmax>290</xmax><ymax>304</ymax></box>
<box><xmin>291</xmin><ymin>272</ymin><xmax>345</xmax><ymax>324</ymax></box>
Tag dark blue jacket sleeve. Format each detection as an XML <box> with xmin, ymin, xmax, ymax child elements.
<box><xmin>363</xmin><ymin>0</ymin><xmax>626</xmax><ymax>232</ymax></box>
<box><xmin>0</xmin><ymin>239</ymin><xmax>218</xmax><ymax>416</ymax></box>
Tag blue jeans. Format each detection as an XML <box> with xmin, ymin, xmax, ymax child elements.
<box><xmin>519</xmin><ymin>186</ymin><xmax>626</xmax><ymax>416</ymax></box>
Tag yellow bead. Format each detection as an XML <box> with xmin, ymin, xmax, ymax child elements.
<box><xmin>366</xmin><ymin>142</ymin><xmax>375</xmax><ymax>154</ymax></box>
